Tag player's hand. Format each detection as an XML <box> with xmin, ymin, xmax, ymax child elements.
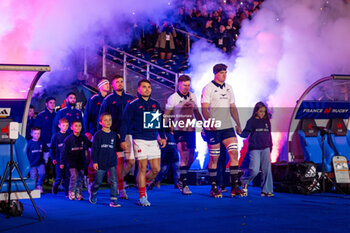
<box><xmin>60</xmin><ymin>165</ymin><xmax>64</xmax><ymax>169</ymax></box>
<box><xmin>120</xmin><ymin>142</ymin><xmax>127</xmax><ymax>151</ymax></box>
<box><xmin>52</xmin><ymin>159</ymin><xmax>57</xmax><ymax>165</ymax></box>
<box><xmin>203</xmin><ymin>124</ymin><xmax>215</xmax><ymax>131</ymax></box>
<box><xmin>93</xmin><ymin>163</ymin><xmax>98</xmax><ymax>171</ymax></box>
<box><xmin>85</xmin><ymin>132</ymin><xmax>92</xmax><ymax>141</ymax></box>
<box><xmin>201</xmin><ymin>129</ymin><xmax>207</xmax><ymax>142</ymax></box>
<box><xmin>160</xmin><ymin>138</ymin><xmax>167</xmax><ymax>148</ymax></box>
<box><xmin>207</xmin><ymin>124</ymin><xmax>217</xmax><ymax>131</ymax></box>
<box><xmin>235</xmin><ymin>125</ymin><xmax>242</xmax><ymax>134</ymax></box>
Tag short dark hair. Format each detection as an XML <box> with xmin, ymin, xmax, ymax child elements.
<box><xmin>29</xmin><ymin>105</ymin><xmax>34</xmax><ymax>109</ymax></box>
<box><xmin>213</xmin><ymin>63</ymin><xmax>227</xmax><ymax>74</ymax></box>
<box><xmin>99</xmin><ymin>112</ymin><xmax>112</xmax><ymax>122</ymax></box>
<box><xmin>112</xmin><ymin>75</ymin><xmax>123</xmax><ymax>82</ymax></box>
<box><xmin>31</xmin><ymin>127</ymin><xmax>40</xmax><ymax>132</ymax></box>
<box><xmin>138</xmin><ymin>79</ymin><xmax>151</xmax><ymax>87</ymax></box>
<box><xmin>178</xmin><ymin>75</ymin><xmax>191</xmax><ymax>83</ymax></box>
<box><xmin>45</xmin><ymin>96</ymin><xmax>56</xmax><ymax>103</ymax></box>
<box><xmin>71</xmin><ymin>119</ymin><xmax>82</xmax><ymax>125</ymax></box>
<box><xmin>66</xmin><ymin>92</ymin><xmax>76</xmax><ymax>98</ymax></box>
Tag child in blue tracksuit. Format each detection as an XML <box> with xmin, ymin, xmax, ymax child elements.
<box><xmin>27</xmin><ymin>127</ymin><xmax>49</xmax><ymax>193</ymax></box>
<box><xmin>51</xmin><ymin>118</ymin><xmax>70</xmax><ymax>196</ymax></box>
<box><xmin>89</xmin><ymin>113</ymin><xmax>120</xmax><ymax>207</ymax></box>
<box><xmin>238</xmin><ymin>101</ymin><xmax>274</xmax><ymax>197</ymax></box>
<box><xmin>149</xmin><ymin>130</ymin><xmax>180</xmax><ymax>189</ymax></box>
<box><xmin>60</xmin><ymin>120</ymin><xmax>91</xmax><ymax>201</ymax></box>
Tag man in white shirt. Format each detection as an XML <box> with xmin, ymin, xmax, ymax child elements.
<box><xmin>201</xmin><ymin>63</ymin><xmax>243</xmax><ymax>198</ymax></box>
<box><xmin>163</xmin><ymin>75</ymin><xmax>203</xmax><ymax>195</ymax></box>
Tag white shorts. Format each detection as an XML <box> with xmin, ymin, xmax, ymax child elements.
<box><xmin>133</xmin><ymin>139</ymin><xmax>161</xmax><ymax>160</ymax></box>
<box><xmin>117</xmin><ymin>134</ymin><xmax>135</xmax><ymax>160</ymax></box>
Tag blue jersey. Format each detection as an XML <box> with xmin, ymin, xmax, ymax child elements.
<box><xmin>99</xmin><ymin>91</ymin><xmax>134</xmax><ymax>133</ymax></box>
<box><xmin>60</xmin><ymin>133</ymin><xmax>91</xmax><ymax>169</ymax></box>
<box><xmin>120</xmin><ymin>96</ymin><xmax>165</xmax><ymax>142</ymax></box>
<box><xmin>92</xmin><ymin>130</ymin><xmax>117</xmax><ymax>170</ymax></box>
<box><xmin>27</xmin><ymin>139</ymin><xmax>49</xmax><ymax>167</ymax></box>
<box><xmin>83</xmin><ymin>92</ymin><xmax>105</xmax><ymax>136</ymax></box>
<box><xmin>50</xmin><ymin>131</ymin><xmax>68</xmax><ymax>162</ymax></box>
<box><xmin>240</xmin><ymin>118</ymin><xmax>273</xmax><ymax>150</ymax></box>
<box><xmin>161</xmin><ymin>132</ymin><xmax>179</xmax><ymax>164</ymax></box>
<box><xmin>35</xmin><ymin>108</ymin><xmax>56</xmax><ymax>145</ymax></box>
<box><xmin>52</xmin><ymin>106</ymin><xmax>83</xmax><ymax>135</ymax></box>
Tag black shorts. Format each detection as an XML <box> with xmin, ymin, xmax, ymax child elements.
<box><xmin>173</xmin><ymin>131</ymin><xmax>196</xmax><ymax>149</ymax></box>
<box><xmin>158</xmin><ymin>41</ymin><xmax>172</xmax><ymax>53</ymax></box>
<box><xmin>204</xmin><ymin>128</ymin><xmax>236</xmax><ymax>145</ymax></box>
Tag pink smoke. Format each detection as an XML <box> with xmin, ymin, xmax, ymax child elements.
<box><xmin>0</xmin><ymin>0</ymin><xmax>175</xmax><ymax>98</ymax></box>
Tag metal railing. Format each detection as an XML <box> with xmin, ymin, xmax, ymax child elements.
<box><xmin>102</xmin><ymin>45</ymin><xmax>179</xmax><ymax>91</ymax></box>
<box><xmin>174</xmin><ymin>27</ymin><xmax>213</xmax><ymax>54</ymax></box>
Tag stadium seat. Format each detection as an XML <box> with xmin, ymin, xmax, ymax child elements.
<box><xmin>0</xmin><ymin>135</ymin><xmax>36</xmax><ymax>192</ymax></box>
<box><xmin>327</xmin><ymin>118</ymin><xmax>350</xmax><ymax>162</ymax></box>
<box><xmin>298</xmin><ymin>119</ymin><xmax>335</xmax><ymax>172</ymax></box>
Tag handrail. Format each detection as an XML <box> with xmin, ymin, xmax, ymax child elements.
<box><xmin>106</xmin><ymin>46</ymin><xmax>179</xmax><ymax>76</ymax></box>
<box><xmin>106</xmin><ymin>54</ymin><xmax>175</xmax><ymax>85</ymax></box>
<box><xmin>103</xmin><ymin>45</ymin><xmax>179</xmax><ymax>91</ymax></box>
<box><xmin>174</xmin><ymin>27</ymin><xmax>213</xmax><ymax>54</ymax></box>
<box><xmin>174</xmin><ymin>27</ymin><xmax>213</xmax><ymax>43</ymax></box>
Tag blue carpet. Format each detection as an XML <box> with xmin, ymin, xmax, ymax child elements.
<box><xmin>1</xmin><ymin>185</ymin><xmax>350</xmax><ymax>233</ymax></box>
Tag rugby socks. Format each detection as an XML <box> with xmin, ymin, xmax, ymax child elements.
<box><xmin>208</xmin><ymin>168</ymin><xmax>218</xmax><ymax>189</ymax></box>
<box><xmin>230</xmin><ymin>166</ymin><xmax>241</xmax><ymax>187</ymax></box>
<box><xmin>180</xmin><ymin>166</ymin><xmax>189</xmax><ymax>187</ymax></box>
<box><xmin>139</xmin><ymin>186</ymin><xmax>146</xmax><ymax>198</ymax></box>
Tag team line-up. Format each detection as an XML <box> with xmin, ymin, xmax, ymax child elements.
<box><xmin>27</xmin><ymin>63</ymin><xmax>273</xmax><ymax>208</ymax></box>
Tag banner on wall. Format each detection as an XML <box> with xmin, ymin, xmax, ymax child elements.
<box><xmin>296</xmin><ymin>101</ymin><xmax>350</xmax><ymax>119</ymax></box>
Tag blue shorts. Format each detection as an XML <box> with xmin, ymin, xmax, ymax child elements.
<box><xmin>173</xmin><ymin>131</ymin><xmax>196</xmax><ymax>149</ymax></box>
<box><xmin>204</xmin><ymin>128</ymin><xmax>236</xmax><ymax>145</ymax></box>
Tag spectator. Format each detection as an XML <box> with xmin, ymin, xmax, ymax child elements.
<box><xmin>215</xmin><ymin>25</ymin><xmax>234</xmax><ymax>53</ymax></box>
<box><xmin>155</xmin><ymin>21</ymin><xmax>177</xmax><ymax>61</ymax></box>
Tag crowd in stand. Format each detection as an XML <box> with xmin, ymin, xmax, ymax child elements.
<box><xmin>132</xmin><ymin>0</ymin><xmax>264</xmax><ymax>59</ymax></box>
<box><xmin>176</xmin><ymin>0</ymin><xmax>263</xmax><ymax>53</ymax></box>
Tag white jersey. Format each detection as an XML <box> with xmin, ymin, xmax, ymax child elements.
<box><xmin>201</xmin><ymin>81</ymin><xmax>235</xmax><ymax>130</ymax></box>
<box><xmin>165</xmin><ymin>91</ymin><xmax>198</xmax><ymax>131</ymax></box>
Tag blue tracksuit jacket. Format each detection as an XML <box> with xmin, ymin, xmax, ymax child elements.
<box><xmin>120</xmin><ymin>96</ymin><xmax>165</xmax><ymax>142</ymax></box>
<box><xmin>35</xmin><ymin>108</ymin><xmax>56</xmax><ymax>145</ymax></box>
<box><xmin>99</xmin><ymin>90</ymin><xmax>134</xmax><ymax>133</ymax></box>
<box><xmin>83</xmin><ymin>92</ymin><xmax>105</xmax><ymax>136</ymax></box>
